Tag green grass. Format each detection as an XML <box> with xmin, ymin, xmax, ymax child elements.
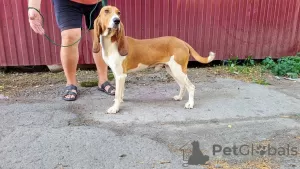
<box><xmin>216</xmin><ymin>54</ymin><xmax>300</xmax><ymax>85</ymax></box>
<box><xmin>80</xmin><ymin>72</ymin><xmax>114</xmax><ymax>87</ymax></box>
<box><xmin>262</xmin><ymin>54</ymin><xmax>300</xmax><ymax>78</ymax></box>
<box><xmin>218</xmin><ymin>56</ymin><xmax>270</xmax><ymax>85</ymax></box>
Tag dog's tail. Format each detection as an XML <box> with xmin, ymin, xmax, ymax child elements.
<box><xmin>185</xmin><ymin>42</ymin><xmax>215</xmax><ymax>64</ymax></box>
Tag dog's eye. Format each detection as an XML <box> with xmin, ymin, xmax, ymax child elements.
<box><xmin>117</xmin><ymin>11</ymin><xmax>121</xmax><ymax>15</ymax></box>
<box><xmin>105</xmin><ymin>9</ymin><xmax>110</xmax><ymax>13</ymax></box>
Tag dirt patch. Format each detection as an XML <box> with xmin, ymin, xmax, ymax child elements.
<box><xmin>206</xmin><ymin>158</ymin><xmax>278</xmax><ymax>169</ymax></box>
<box><xmin>0</xmin><ymin>66</ymin><xmax>298</xmax><ymax>99</ymax></box>
<box><xmin>0</xmin><ymin>70</ymin><xmax>96</xmax><ymax>97</ymax></box>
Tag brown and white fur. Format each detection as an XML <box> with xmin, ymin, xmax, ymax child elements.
<box><xmin>93</xmin><ymin>6</ymin><xmax>215</xmax><ymax>114</ymax></box>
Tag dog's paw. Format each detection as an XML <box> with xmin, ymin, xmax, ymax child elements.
<box><xmin>184</xmin><ymin>101</ymin><xmax>194</xmax><ymax>109</ymax></box>
<box><xmin>107</xmin><ymin>106</ymin><xmax>119</xmax><ymax>114</ymax></box>
<box><xmin>173</xmin><ymin>95</ymin><xmax>183</xmax><ymax>101</ymax></box>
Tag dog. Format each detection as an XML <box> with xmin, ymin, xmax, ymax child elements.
<box><xmin>92</xmin><ymin>6</ymin><xmax>215</xmax><ymax>114</ymax></box>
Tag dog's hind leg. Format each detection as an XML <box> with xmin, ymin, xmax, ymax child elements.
<box><xmin>183</xmin><ymin>77</ymin><xmax>195</xmax><ymax>109</ymax></box>
<box><xmin>167</xmin><ymin>56</ymin><xmax>195</xmax><ymax>109</ymax></box>
<box><xmin>165</xmin><ymin>66</ymin><xmax>186</xmax><ymax>101</ymax></box>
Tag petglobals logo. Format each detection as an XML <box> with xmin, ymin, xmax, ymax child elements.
<box><xmin>212</xmin><ymin>144</ymin><xmax>298</xmax><ymax>156</ymax></box>
<box><xmin>180</xmin><ymin>141</ymin><xmax>210</xmax><ymax>167</ymax></box>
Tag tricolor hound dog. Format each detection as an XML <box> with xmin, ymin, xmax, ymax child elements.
<box><xmin>92</xmin><ymin>6</ymin><xmax>215</xmax><ymax>114</ymax></box>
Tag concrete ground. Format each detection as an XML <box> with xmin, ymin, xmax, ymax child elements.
<box><xmin>0</xmin><ymin>68</ymin><xmax>300</xmax><ymax>169</ymax></box>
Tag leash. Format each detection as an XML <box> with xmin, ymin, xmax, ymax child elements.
<box><xmin>28</xmin><ymin>0</ymin><xmax>107</xmax><ymax>47</ymax></box>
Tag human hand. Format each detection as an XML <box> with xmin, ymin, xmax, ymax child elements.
<box><xmin>28</xmin><ymin>8</ymin><xmax>44</xmax><ymax>35</ymax></box>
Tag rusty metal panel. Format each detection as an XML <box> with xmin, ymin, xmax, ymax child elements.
<box><xmin>1</xmin><ymin>0</ymin><xmax>300</xmax><ymax>66</ymax></box>
<box><xmin>111</xmin><ymin>0</ymin><xmax>300</xmax><ymax>60</ymax></box>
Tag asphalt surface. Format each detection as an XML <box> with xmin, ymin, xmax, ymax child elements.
<box><xmin>1</xmin><ymin>77</ymin><xmax>300</xmax><ymax>169</ymax></box>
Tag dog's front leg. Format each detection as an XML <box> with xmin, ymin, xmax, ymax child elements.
<box><xmin>120</xmin><ymin>74</ymin><xmax>127</xmax><ymax>102</ymax></box>
<box><xmin>107</xmin><ymin>74</ymin><xmax>127</xmax><ymax>114</ymax></box>
<box><xmin>115</xmin><ymin>74</ymin><xmax>126</xmax><ymax>103</ymax></box>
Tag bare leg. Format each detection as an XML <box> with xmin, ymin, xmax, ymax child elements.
<box><xmin>61</xmin><ymin>28</ymin><xmax>81</xmax><ymax>100</ymax></box>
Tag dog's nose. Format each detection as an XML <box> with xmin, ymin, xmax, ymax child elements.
<box><xmin>113</xmin><ymin>18</ymin><xmax>120</xmax><ymax>25</ymax></box>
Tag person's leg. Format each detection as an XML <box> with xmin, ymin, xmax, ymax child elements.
<box><xmin>60</xmin><ymin>28</ymin><xmax>81</xmax><ymax>100</ymax></box>
<box><xmin>52</xmin><ymin>0</ymin><xmax>84</xmax><ymax>100</ymax></box>
<box><xmin>84</xmin><ymin>2</ymin><xmax>115</xmax><ymax>95</ymax></box>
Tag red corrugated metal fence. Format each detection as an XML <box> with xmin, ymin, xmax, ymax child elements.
<box><xmin>1</xmin><ymin>0</ymin><xmax>300</xmax><ymax>66</ymax></box>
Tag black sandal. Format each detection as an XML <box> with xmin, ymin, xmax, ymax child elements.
<box><xmin>62</xmin><ymin>85</ymin><xmax>78</xmax><ymax>101</ymax></box>
<box><xmin>98</xmin><ymin>81</ymin><xmax>115</xmax><ymax>95</ymax></box>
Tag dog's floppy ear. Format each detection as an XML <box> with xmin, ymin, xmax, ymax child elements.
<box><xmin>92</xmin><ymin>18</ymin><xmax>103</xmax><ymax>53</ymax></box>
<box><xmin>116</xmin><ymin>22</ymin><xmax>128</xmax><ymax>56</ymax></box>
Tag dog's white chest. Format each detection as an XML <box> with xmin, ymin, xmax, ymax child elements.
<box><xmin>100</xmin><ymin>36</ymin><xmax>126</xmax><ymax>75</ymax></box>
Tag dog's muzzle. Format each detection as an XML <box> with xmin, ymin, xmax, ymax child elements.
<box><xmin>111</xmin><ymin>17</ymin><xmax>120</xmax><ymax>29</ymax></box>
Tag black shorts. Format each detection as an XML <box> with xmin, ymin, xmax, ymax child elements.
<box><xmin>52</xmin><ymin>0</ymin><xmax>102</xmax><ymax>31</ymax></box>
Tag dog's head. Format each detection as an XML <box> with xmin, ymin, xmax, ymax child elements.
<box><xmin>93</xmin><ymin>5</ymin><xmax>128</xmax><ymax>56</ymax></box>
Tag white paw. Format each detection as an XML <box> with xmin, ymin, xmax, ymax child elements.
<box><xmin>107</xmin><ymin>106</ymin><xmax>119</xmax><ymax>114</ymax></box>
<box><xmin>173</xmin><ymin>95</ymin><xmax>183</xmax><ymax>101</ymax></box>
<box><xmin>184</xmin><ymin>101</ymin><xmax>194</xmax><ymax>109</ymax></box>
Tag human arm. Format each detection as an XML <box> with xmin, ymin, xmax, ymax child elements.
<box><xmin>28</xmin><ymin>0</ymin><xmax>44</xmax><ymax>35</ymax></box>
<box><xmin>28</xmin><ymin>0</ymin><xmax>41</xmax><ymax>9</ymax></box>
